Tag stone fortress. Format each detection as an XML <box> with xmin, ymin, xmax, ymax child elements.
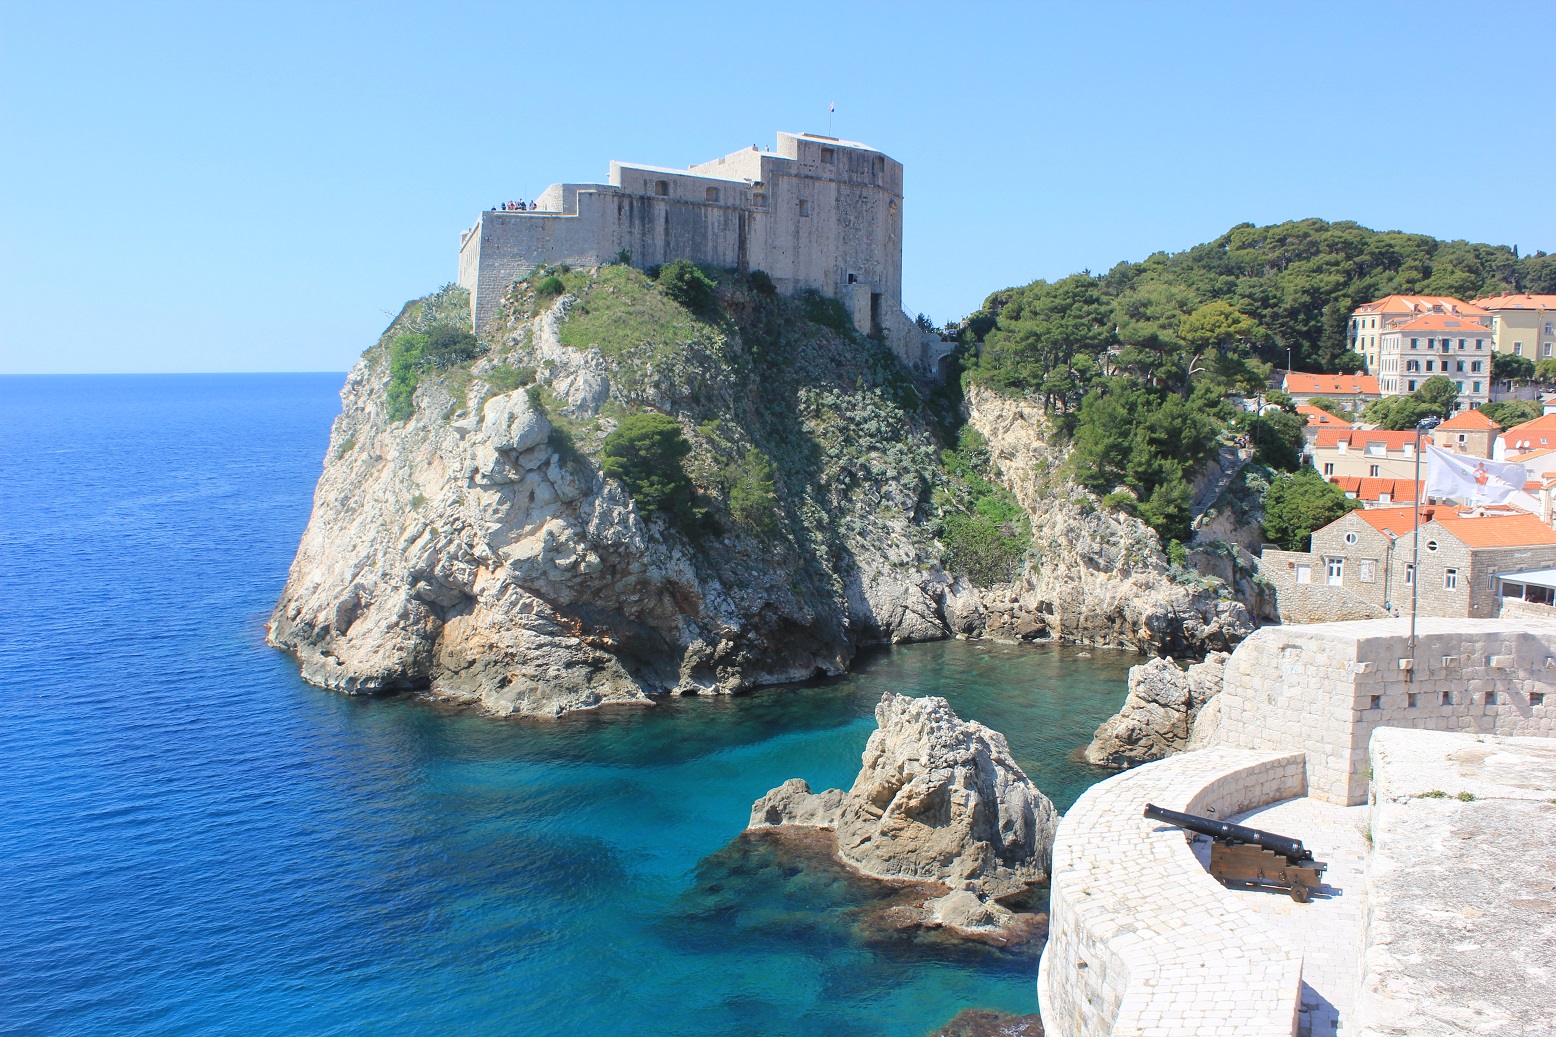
<box><xmin>458</xmin><ymin>131</ymin><xmax>953</xmax><ymax>375</ymax></box>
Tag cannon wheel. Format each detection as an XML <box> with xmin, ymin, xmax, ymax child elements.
<box><xmin>1288</xmin><ymin>882</ymin><xmax>1311</xmax><ymax>903</ymax></box>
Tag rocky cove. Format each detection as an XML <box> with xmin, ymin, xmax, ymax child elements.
<box><xmin>268</xmin><ymin>270</ymin><xmax>1254</xmax><ymax>717</ymax></box>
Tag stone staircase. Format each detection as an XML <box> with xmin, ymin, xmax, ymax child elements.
<box><xmin>1191</xmin><ymin>445</ymin><xmax>1253</xmax><ymax>525</ymax></box>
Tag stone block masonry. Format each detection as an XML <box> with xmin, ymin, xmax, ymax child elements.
<box><xmin>1356</xmin><ymin>729</ymin><xmax>1556</xmax><ymax>1035</ymax></box>
<box><xmin>1038</xmin><ymin>747</ymin><xmax>1308</xmax><ymax>1037</ymax></box>
<box><xmin>457</xmin><ymin>131</ymin><xmax>953</xmax><ymax>374</ymax></box>
<box><xmin>1213</xmin><ymin>618</ymin><xmax>1556</xmax><ymax>805</ymax></box>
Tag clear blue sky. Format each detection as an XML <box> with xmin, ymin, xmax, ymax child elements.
<box><xmin>3</xmin><ymin>0</ymin><xmax>1552</xmax><ymax>374</ymax></box>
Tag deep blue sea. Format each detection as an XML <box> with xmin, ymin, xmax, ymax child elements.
<box><xmin>0</xmin><ymin>374</ymin><xmax>1132</xmax><ymax>1037</ymax></box>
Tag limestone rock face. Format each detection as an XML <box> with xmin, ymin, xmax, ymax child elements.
<box><xmin>963</xmin><ymin>387</ymin><xmax>1254</xmax><ymax>656</ymax></box>
<box><xmin>751</xmin><ymin>693</ymin><xmax>1058</xmax><ymax>896</ymax></box>
<box><xmin>269</xmin><ymin>283</ymin><xmax>953</xmax><ymax>717</ymax></box>
<box><xmin>1083</xmin><ymin>652</ymin><xmax>1230</xmax><ymax>767</ymax></box>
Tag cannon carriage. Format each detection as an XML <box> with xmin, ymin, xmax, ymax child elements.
<box><xmin>1143</xmin><ymin>803</ymin><xmax>1328</xmax><ymax>902</ymax></box>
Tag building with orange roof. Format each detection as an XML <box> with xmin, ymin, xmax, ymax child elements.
<box><xmin>1327</xmin><ymin>476</ymin><xmax>1421</xmax><ymax>506</ymax></box>
<box><xmin>1309</xmin><ymin>427</ymin><xmax>1421</xmax><ymax>480</ymax></box>
<box><xmin>1281</xmin><ymin>371</ymin><xmax>1381</xmax><ymax>406</ymax></box>
<box><xmin>1494</xmin><ymin>412</ymin><xmax>1556</xmax><ymax>459</ymax></box>
<box><xmin>1349</xmin><ymin>295</ymin><xmax>1490</xmax><ymax>373</ymax></box>
<box><xmin>1372</xmin><ymin>311</ymin><xmax>1492</xmax><ymax>408</ymax></box>
<box><xmin>1260</xmin><ymin>503</ymin><xmax>1556</xmax><ymax>618</ymax></box>
<box><xmin>1430</xmin><ymin>407</ymin><xmax>1499</xmax><ymax>459</ymax></box>
<box><xmin>1469</xmin><ymin>293</ymin><xmax>1556</xmax><ymax>362</ymax></box>
<box><xmin>1297</xmin><ymin>404</ymin><xmax>1352</xmax><ymax>428</ymax></box>
<box><xmin>1295</xmin><ymin>404</ymin><xmax>1352</xmax><ymax>454</ymax></box>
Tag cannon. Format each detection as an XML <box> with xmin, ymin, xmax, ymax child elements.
<box><xmin>1143</xmin><ymin>803</ymin><xmax>1327</xmax><ymax>903</ymax></box>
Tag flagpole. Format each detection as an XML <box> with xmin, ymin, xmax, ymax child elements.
<box><xmin>1410</xmin><ymin>415</ymin><xmax>1443</xmax><ymax>662</ymax></box>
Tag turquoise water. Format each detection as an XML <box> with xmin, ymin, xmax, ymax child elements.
<box><xmin>0</xmin><ymin>375</ymin><xmax>1131</xmax><ymax>1036</ymax></box>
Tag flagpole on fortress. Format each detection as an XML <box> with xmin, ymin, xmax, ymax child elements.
<box><xmin>1410</xmin><ymin>416</ymin><xmax>1443</xmax><ymax>658</ymax></box>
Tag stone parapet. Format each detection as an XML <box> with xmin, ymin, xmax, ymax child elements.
<box><xmin>1039</xmin><ymin>747</ymin><xmax>1308</xmax><ymax>1037</ymax></box>
<box><xmin>1214</xmin><ymin>619</ymin><xmax>1556</xmax><ymax>804</ymax></box>
<box><xmin>1355</xmin><ymin>728</ymin><xmax>1556</xmax><ymax>1035</ymax></box>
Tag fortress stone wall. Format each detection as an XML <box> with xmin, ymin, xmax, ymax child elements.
<box><xmin>458</xmin><ymin>132</ymin><xmax>952</xmax><ymax>374</ymax></box>
<box><xmin>1213</xmin><ymin>619</ymin><xmax>1556</xmax><ymax>804</ymax></box>
<box><xmin>1039</xmin><ymin>748</ymin><xmax>1308</xmax><ymax>1037</ymax></box>
<box><xmin>1041</xmin><ymin>621</ymin><xmax>1556</xmax><ymax>1036</ymax></box>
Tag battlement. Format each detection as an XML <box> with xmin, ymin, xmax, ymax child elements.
<box><xmin>457</xmin><ymin>133</ymin><xmax>949</xmax><ymax>374</ymax></box>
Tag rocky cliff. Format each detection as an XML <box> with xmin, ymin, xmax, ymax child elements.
<box><xmin>270</xmin><ymin>274</ymin><xmax>953</xmax><ymax>715</ymax></box>
<box><xmin>270</xmin><ymin>270</ymin><xmax>1253</xmax><ymax>716</ymax></box>
<box><xmin>958</xmin><ymin>387</ymin><xmax>1253</xmax><ymax>654</ymax></box>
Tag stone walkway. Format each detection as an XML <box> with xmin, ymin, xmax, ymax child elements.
<box><xmin>1192</xmin><ymin>797</ymin><xmax>1371</xmax><ymax>1037</ymax></box>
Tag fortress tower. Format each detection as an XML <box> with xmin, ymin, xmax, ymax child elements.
<box><xmin>458</xmin><ymin>132</ymin><xmax>951</xmax><ymax>374</ymax></box>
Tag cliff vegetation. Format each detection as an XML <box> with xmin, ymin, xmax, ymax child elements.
<box><xmin>272</xmin><ymin>259</ymin><xmax>1250</xmax><ymax>716</ymax></box>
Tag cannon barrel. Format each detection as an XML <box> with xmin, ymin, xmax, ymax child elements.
<box><xmin>1143</xmin><ymin>803</ymin><xmax>1313</xmax><ymax>864</ymax></box>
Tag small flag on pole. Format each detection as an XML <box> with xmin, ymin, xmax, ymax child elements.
<box><xmin>829</xmin><ymin>102</ymin><xmax>835</xmax><ymax>112</ymax></box>
<box><xmin>1423</xmin><ymin>444</ymin><xmax>1525</xmax><ymax>505</ymax></box>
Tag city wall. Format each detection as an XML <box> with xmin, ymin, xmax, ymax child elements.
<box><xmin>1213</xmin><ymin>618</ymin><xmax>1556</xmax><ymax>804</ymax></box>
<box><xmin>1039</xmin><ymin>748</ymin><xmax>1308</xmax><ymax>1037</ymax></box>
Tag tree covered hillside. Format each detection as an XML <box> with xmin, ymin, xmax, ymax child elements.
<box><xmin>961</xmin><ymin>219</ymin><xmax>1553</xmax><ymax>544</ymax></box>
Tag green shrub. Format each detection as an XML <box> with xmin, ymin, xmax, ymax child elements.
<box><xmin>748</xmin><ymin>269</ymin><xmax>776</xmax><ymax>296</ymax></box>
<box><xmin>384</xmin><ymin>324</ymin><xmax>486</xmax><ymax>422</ymax></box>
<box><xmin>484</xmin><ymin>365</ymin><xmax>536</xmax><ymax>395</ymax></box>
<box><xmin>725</xmin><ymin>447</ymin><xmax>781</xmax><ymax>537</ymax></box>
<box><xmin>657</xmin><ymin>259</ymin><xmax>718</xmax><ymax>314</ymax></box>
<box><xmin>1101</xmin><ymin>490</ymin><xmax>1138</xmax><ymax>514</ymax></box>
<box><xmin>1261</xmin><ymin>467</ymin><xmax>1361</xmax><ymax>551</ymax></box>
<box><xmin>601</xmin><ymin>413</ymin><xmax>695</xmax><ymax>518</ymax></box>
<box><xmin>936</xmin><ymin>427</ymin><xmax>1030</xmax><ymax>586</ymax></box>
<box><xmin>535</xmin><ymin>275</ymin><xmax>566</xmax><ymax>301</ymax></box>
<box><xmin>421</xmin><ymin>325</ymin><xmax>481</xmax><ymax>367</ymax></box>
<box><xmin>1481</xmin><ymin>399</ymin><xmax>1541</xmax><ymax>427</ymax></box>
<box><xmin>940</xmin><ymin>512</ymin><xmax>1028</xmax><ymax>586</ymax></box>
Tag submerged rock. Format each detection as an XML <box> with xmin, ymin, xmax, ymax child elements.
<box><xmin>922</xmin><ymin>1009</ymin><xmax>1045</xmax><ymax>1037</ymax></box>
<box><xmin>1082</xmin><ymin>651</ymin><xmax>1230</xmax><ymax>768</ymax></box>
<box><xmin>748</xmin><ymin>778</ymin><xmax>846</xmax><ymax>828</ymax></box>
<box><xmin>751</xmin><ymin>693</ymin><xmax>1058</xmax><ymax>901</ymax></box>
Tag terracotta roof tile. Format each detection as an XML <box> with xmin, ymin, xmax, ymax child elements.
<box><xmin>1469</xmin><ymin>294</ymin><xmax>1556</xmax><ymax>311</ymax></box>
<box><xmin>1352</xmin><ymin>295</ymin><xmax>1490</xmax><ymax>317</ymax></box>
<box><xmin>1313</xmin><ymin>428</ymin><xmax>1420</xmax><ymax>450</ymax></box>
<box><xmin>1328</xmin><ymin>476</ymin><xmax>1421</xmax><ymax>501</ymax></box>
<box><xmin>1386</xmin><ymin>313</ymin><xmax>1492</xmax><ymax>332</ymax></box>
<box><xmin>1438</xmin><ymin>408</ymin><xmax>1499</xmax><ymax>431</ymax></box>
<box><xmin>1345</xmin><ymin>505</ymin><xmax>1556</xmax><ymax>547</ymax></box>
<box><xmin>1296</xmin><ymin>405</ymin><xmax>1352</xmax><ymax>428</ymax></box>
<box><xmin>1284</xmin><ymin>372</ymin><xmax>1381</xmax><ymax>395</ymax></box>
<box><xmin>1500</xmin><ymin>414</ymin><xmax>1556</xmax><ymax>452</ymax></box>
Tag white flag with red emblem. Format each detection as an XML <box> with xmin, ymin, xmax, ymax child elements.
<box><xmin>1424</xmin><ymin>444</ymin><xmax>1525</xmax><ymax>504</ymax></box>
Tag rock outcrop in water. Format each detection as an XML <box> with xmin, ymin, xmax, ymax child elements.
<box><xmin>1082</xmin><ymin>651</ymin><xmax>1230</xmax><ymax>767</ymax></box>
<box><xmin>750</xmin><ymin>692</ymin><xmax>1057</xmax><ymax>932</ymax></box>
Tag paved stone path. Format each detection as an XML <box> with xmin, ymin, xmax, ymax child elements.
<box><xmin>1192</xmin><ymin>797</ymin><xmax>1370</xmax><ymax>1037</ymax></box>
